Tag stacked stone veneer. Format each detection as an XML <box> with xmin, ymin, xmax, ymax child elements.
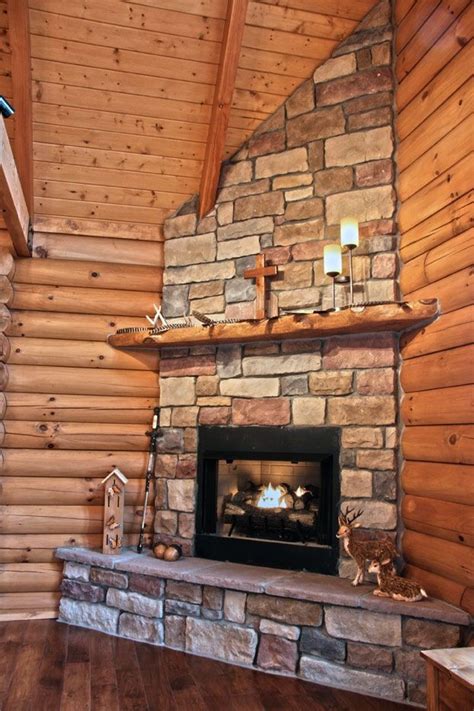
<box><xmin>156</xmin><ymin>1</ymin><xmax>400</xmax><ymax>575</ymax></box>
<box><xmin>57</xmin><ymin>551</ymin><xmax>470</xmax><ymax>706</ymax></box>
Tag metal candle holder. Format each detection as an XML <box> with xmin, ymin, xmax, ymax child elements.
<box><xmin>347</xmin><ymin>244</ymin><xmax>356</xmax><ymax>304</ymax></box>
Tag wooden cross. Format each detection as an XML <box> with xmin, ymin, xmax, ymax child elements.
<box><xmin>244</xmin><ymin>254</ymin><xmax>278</xmax><ymax>320</ymax></box>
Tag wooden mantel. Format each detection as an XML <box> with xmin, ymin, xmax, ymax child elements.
<box><xmin>108</xmin><ymin>300</ymin><xmax>439</xmax><ymax>350</ymax></box>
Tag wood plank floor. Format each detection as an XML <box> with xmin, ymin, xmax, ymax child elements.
<box><xmin>0</xmin><ymin>620</ymin><xmax>413</xmax><ymax>711</ymax></box>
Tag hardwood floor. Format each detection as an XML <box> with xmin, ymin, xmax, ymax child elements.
<box><xmin>0</xmin><ymin>620</ymin><xmax>412</xmax><ymax>711</ymax></box>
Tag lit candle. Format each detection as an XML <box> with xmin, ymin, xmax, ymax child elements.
<box><xmin>323</xmin><ymin>244</ymin><xmax>342</xmax><ymax>276</ymax></box>
<box><xmin>341</xmin><ymin>217</ymin><xmax>359</xmax><ymax>249</ymax></box>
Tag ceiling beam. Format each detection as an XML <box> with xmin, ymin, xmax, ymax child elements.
<box><xmin>7</xmin><ymin>0</ymin><xmax>34</xmax><ymax>217</ymax></box>
<box><xmin>0</xmin><ymin>116</ymin><xmax>30</xmax><ymax>256</ymax></box>
<box><xmin>198</xmin><ymin>0</ymin><xmax>249</xmax><ymax>219</ymax></box>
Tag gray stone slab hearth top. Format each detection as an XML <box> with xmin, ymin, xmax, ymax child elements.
<box><xmin>55</xmin><ymin>547</ymin><xmax>471</xmax><ymax>626</ymax></box>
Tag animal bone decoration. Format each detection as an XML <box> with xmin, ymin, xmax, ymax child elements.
<box><xmin>369</xmin><ymin>558</ymin><xmax>428</xmax><ymax>602</ymax></box>
<box><xmin>337</xmin><ymin>506</ymin><xmax>397</xmax><ymax>586</ymax></box>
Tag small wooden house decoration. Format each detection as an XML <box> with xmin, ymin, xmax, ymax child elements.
<box><xmin>101</xmin><ymin>468</ymin><xmax>128</xmax><ymax>555</ymax></box>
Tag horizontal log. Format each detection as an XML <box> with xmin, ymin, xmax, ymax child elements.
<box><xmin>0</xmin><ymin>275</ymin><xmax>13</xmax><ymax>303</ymax></box>
<box><xmin>0</xmin><ymin>476</ymin><xmax>144</xmax><ymax>505</ymax></box>
<box><xmin>33</xmin><ymin>215</ymin><xmax>163</xmax><ymax>242</ymax></box>
<box><xmin>401</xmin><ymin>306</ymin><xmax>473</xmax><ymax>359</ymax></box>
<box><xmin>0</xmin><ymin>449</ymin><xmax>149</xmax><ymax>477</ymax></box>
<box><xmin>8</xmin><ymin>337</ymin><xmax>159</xmax><ymax>371</ymax></box>
<box><xmin>33</xmin><ymin>232</ymin><xmax>164</xmax><ymax>265</ymax></box>
<box><xmin>2</xmin><ymin>420</ymin><xmax>148</xmax><ymax>450</ymax></box>
<box><xmin>6</xmin><ymin>310</ymin><xmax>148</xmax><ymax>341</ymax></box>
<box><xmin>13</xmin><ymin>257</ymin><xmax>162</xmax><ymax>292</ymax></box>
<box><xmin>402</xmin><ymin>495</ymin><xmax>474</xmax><ymax>546</ymax></box>
<box><xmin>0</xmin><ymin>333</ymin><xmax>10</xmax><ymax>361</ymax></box>
<box><xmin>0</xmin><ymin>562</ymin><xmax>62</xmax><ymax>593</ymax></box>
<box><xmin>401</xmin><ymin>385</ymin><xmax>474</xmax><ymax>425</ymax></box>
<box><xmin>109</xmin><ymin>300</ymin><xmax>440</xmax><ymax>349</ymax></box>
<box><xmin>404</xmin><ymin>564</ymin><xmax>465</xmax><ymax>609</ymax></box>
<box><xmin>401</xmin><ymin>344</ymin><xmax>474</xmax><ymax>392</ymax></box>
<box><xmin>0</xmin><ymin>532</ymin><xmax>150</xmax><ymax>555</ymax></box>
<box><xmin>403</xmin><ymin>530</ymin><xmax>473</xmax><ymax>588</ymax></box>
<box><xmin>403</xmin><ymin>266</ymin><xmax>474</xmax><ymax>315</ymax></box>
<box><xmin>4</xmin><ymin>393</ymin><xmax>156</xmax><ymax>424</ymax></box>
<box><xmin>6</xmin><ymin>364</ymin><xmax>160</xmax><ymax>396</ymax></box>
<box><xmin>0</xmin><ymin>505</ymin><xmax>154</xmax><ymax>534</ymax></box>
<box><xmin>0</xmin><ymin>591</ymin><xmax>60</xmax><ymax>615</ymax></box>
<box><xmin>9</xmin><ymin>283</ymin><xmax>159</xmax><ymax>317</ymax></box>
<box><xmin>0</xmin><ymin>248</ymin><xmax>15</xmax><ymax>279</ymax></box>
<box><xmin>402</xmin><ymin>461</ymin><xmax>474</xmax><ymax>505</ymax></box>
<box><xmin>402</xmin><ymin>425</ymin><xmax>474</xmax><ymax>465</ymax></box>
<box><xmin>400</xmin><ymin>229</ymin><xmax>473</xmax><ymax>294</ymax></box>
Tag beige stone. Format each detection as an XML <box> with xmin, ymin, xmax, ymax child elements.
<box><xmin>278</xmin><ymin>287</ymin><xmax>322</xmax><ymax>309</ymax></box>
<box><xmin>167</xmin><ymin>479</ymin><xmax>195</xmax><ymax>513</ymax></box>
<box><xmin>325</xmin><ymin>607</ymin><xmax>401</xmax><ymax>646</ymax></box>
<box><xmin>164</xmin><ymin>213</ymin><xmax>197</xmax><ymax>239</ymax></box>
<box><xmin>189</xmin><ymin>295</ymin><xmax>225</xmax><ymax>314</ymax></box>
<box><xmin>196</xmin><ymin>375</ymin><xmax>219</xmax><ymax>396</ymax></box>
<box><xmin>255</xmin><ymin>148</ymin><xmax>308</xmax><ymax>179</ymax></box>
<box><xmin>309</xmin><ymin>370</ymin><xmax>352</xmax><ymax>395</ymax></box>
<box><xmin>217</xmin><ymin>217</ymin><xmax>274</xmax><ymax>241</ymax></box>
<box><xmin>220</xmin><ymin>378</ymin><xmax>280</xmax><ymax>398</ymax></box>
<box><xmin>164</xmin><ymin>260</ymin><xmax>235</xmax><ymax>285</ymax></box>
<box><xmin>299</xmin><ymin>657</ymin><xmax>404</xmax><ymax>701</ymax></box>
<box><xmin>342</xmin><ymin>427</ymin><xmax>383</xmax><ymax>449</ymax></box>
<box><xmin>314</xmin><ymin>167</ymin><xmax>353</xmax><ymax>196</ymax></box>
<box><xmin>356</xmin><ymin>368</ymin><xmax>395</xmax><ymax>395</ymax></box>
<box><xmin>154</xmin><ymin>510</ymin><xmax>178</xmax><ymax>536</ymax></box>
<box><xmin>243</xmin><ymin>353</ymin><xmax>321</xmax><ymax>376</ymax></box>
<box><xmin>217</xmin><ymin>179</ymin><xmax>270</xmax><ymax>203</ymax></box>
<box><xmin>160</xmin><ymin>377</ymin><xmax>195</xmax><ymax>406</ymax></box>
<box><xmin>342</xmin><ymin>498</ymin><xmax>397</xmax><ymax>529</ymax></box>
<box><xmin>313</xmin><ymin>53</ymin><xmax>356</xmax><ymax>83</ymax></box>
<box><xmin>185</xmin><ymin>618</ymin><xmax>257</xmax><ymax>665</ymax></box>
<box><xmin>189</xmin><ymin>281</ymin><xmax>223</xmax><ymax>299</ymax></box>
<box><xmin>273</xmin><ymin>262</ymin><xmax>313</xmax><ymax>290</ymax></box>
<box><xmin>372</xmin><ymin>42</ymin><xmax>391</xmax><ymax>66</ymax></box>
<box><xmin>367</xmin><ymin>279</ymin><xmax>397</xmax><ymax>301</ymax></box>
<box><xmin>217</xmin><ymin>235</ymin><xmax>261</xmax><ymax>261</ymax></box>
<box><xmin>260</xmin><ymin>619</ymin><xmax>300</xmax><ymax>641</ymax></box>
<box><xmin>223</xmin><ymin>590</ymin><xmax>247</xmax><ymax>623</ymax></box>
<box><xmin>234</xmin><ymin>192</ymin><xmax>284</xmax><ymax>221</ymax></box>
<box><xmin>273</xmin><ymin>173</ymin><xmax>313</xmax><ymax>189</ymax></box>
<box><xmin>285</xmin><ymin>187</ymin><xmax>313</xmax><ymax>201</ymax></box>
<box><xmin>220</xmin><ymin>161</ymin><xmax>252</xmax><ymax>186</ymax></box>
<box><xmin>274</xmin><ymin>218</ymin><xmax>324</xmax><ymax>246</ymax></box>
<box><xmin>285</xmin><ymin>78</ymin><xmax>314</xmax><ymax>118</ymax></box>
<box><xmin>372</xmin><ymin>252</ymin><xmax>397</xmax><ymax>278</ymax></box>
<box><xmin>165</xmin><ymin>232</ymin><xmax>216</xmax><ymax>267</ymax></box>
<box><xmin>282</xmin><ymin>197</ymin><xmax>323</xmax><ymax>222</ymax></box>
<box><xmin>247</xmin><ymin>594</ymin><xmax>322</xmax><ymax>626</ymax></box>
<box><xmin>356</xmin><ymin>449</ymin><xmax>396</xmax><ymax>470</ymax></box>
<box><xmin>327</xmin><ymin>396</ymin><xmax>395</xmax><ymax>425</ymax></box>
<box><xmin>341</xmin><ymin>469</ymin><xmax>372</xmax><ymax>497</ymax></box>
<box><xmin>287</xmin><ymin>106</ymin><xmax>345</xmax><ymax>148</ymax></box>
<box><xmin>326</xmin><ymin>186</ymin><xmax>395</xmax><ymax>225</ymax></box>
<box><xmin>385</xmin><ymin>427</ymin><xmax>398</xmax><ymax>448</ymax></box>
<box><xmin>171</xmin><ymin>407</ymin><xmax>198</xmax><ymax>427</ymax></box>
<box><xmin>159</xmin><ymin>408</ymin><xmax>172</xmax><ymax>427</ymax></box>
<box><xmin>325</xmin><ymin>127</ymin><xmax>393</xmax><ymax>167</ymax></box>
<box><xmin>196</xmin><ymin>396</ymin><xmax>231</xmax><ymax>406</ymax></box>
<box><xmin>292</xmin><ymin>397</ymin><xmax>325</xmax><ymax>425</ymax></box>
<box><xmin>217</xmin><ymin>202</ymin><xmax>233</xmax><ymax>225</ymax></box>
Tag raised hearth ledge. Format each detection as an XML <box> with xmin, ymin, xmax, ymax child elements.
<box><xmin>55</xmin><ymin>547</ymin><xmax>469</xmax><ymax>626</ymax></box>
<box><xmin>107</xmin><ymin>300</ymin><xmax>439</xmax><ymax>349</ymax></box>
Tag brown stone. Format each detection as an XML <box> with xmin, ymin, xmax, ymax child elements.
<box><xmin>186</xmin><ymin>618</ymin><xmax>258</xmax><ymax>665</ymax></box>
<box><xmin>166</xmin><ymin>580</ymin><xmax>202</xmax><ymax>604</ymax></box>
<box><xmin>341</xmin><ymin>498</ymin><xmax>397</xmax><ymax>529</ymax></box>
<box><xmin>314</xmin><ymin>168</ymin><xmax>353</xmax><ymax>196</ymax></box>
<box><xmin>155</xmin><ymin>479</ymin><xmax>167</xmax><ymax>509</ymax></box>
<box><xmin>217</xmin><ymin>217</ymin><xmax>274</xmax><ymax>241</ymax></box>
<box><xmin>64</xmin><ymin>562</ymin><xmax>90</xmax><ymax>582</ymax></box>
<box><xmin>189</xmin><ymin>281</ymin><xmax>223</xmax><ymax>300</ymax></box>
<box><xmin>285</xmin><ymin>186</ymin><xmax>313</xmax><ymax>201</ymax></box>
<box><xmin>359</xmin><ymin>0</ymin><xmax>391</xmax><ymax>29</ymax></box>
<box><xmin>220</xmin><ymin>160</ymin><xmax>252</xmax><ymax>186</ymax></box>
<box><xmin>243</xmin><ymin>352</ymin><xmax>321</xmax><ymax>376</ymax></box>
<box><xmin>217</xmin><ymin>235</ymin><xmax>260</xmax><ymax>261</ymax></box>
<box><xmin>232</xmin><ymin>398</ymin><xmax>290</xmax><ymax>426</ymax></box>
<box><xmin>190</xmin><ymin>294</ymin><xmax>225</xmax><ymax>313</ymax></box>
<box><xmin>203</xmin><ymin>586</ymin><xmax>223</xmax><ymax>611</ymax></box>
<box><xmin>327</xmin><ymin>396</ymin><xmax>396</xmax><ymax>425</ymax></box>
<box><xmin>155</xmin><ymin>454</ymin><xmax>177</xmax><ymax>478</ymax></box>
<box><xmin>247</xmin><ymin>594</ymin><xmax>322</xmax><ymax>626</ymax></box>
<box><xmin>225</xmin><ymin>301</ymin><xmax>256</xmax><ymax>321</ymax></box>
<box><xmin>274</xmin><ymin>218</ymin><xmax>324</xmax><ymax>246</ymax></box>
<box><xmin>165</xmin><ymin>615</ymin><xmax>186</xmax><ymax>649</ymax></box>
<box><xmin>367</xmin><ymin>279</ymin><xmax>397</xmax><ymax>301</ymax></box>
<box><xmin>317</xmin><ymin>67</ymin><xmax>392</xmax><ymax>106</ymax></box>
<box><xmin>326</xmin><ymin>185</ymin><xmax>395</xmax><ymax>224</ymax></box>
<box><xmin>348</xmin><ymin>106</ymin><xmax>392</xmax><ymax>131</ymax></box>
<box><xmin>340</xmin><ymin>469</ymin><xmax>372</xmax><ymax>497</ymax></box>
<box><xmin>178</xmin><ymin>512</ymin><xmax>195</xmax><ymax>538</ymax></box>
<box><xmin>292</xmin><ymin>239</ymin><xmax>331</xmax><ymax>261</ymax></box>
<box><xmin>257</xmin><ymin>635</ymin><xmax>298</xmax><ymax>673</ymax></box>
<box><xmin>281</xmin><ymin>340</ymin><xmax>320</xmax><ymax>354</ymax></box>
<box><xmin>176</xmin><ymin>454</ymin><xmax>197</xmax><ymax>479</ymax></box>
<box><xmin>287</xmin><ymin>106</ymin><xmax>345</xmax><ymax>148</ymax></box>
<box><xmin>171</xmin><ymin>407</ymin><xmax>198</xmax><ymax>428</ymax></box>
<box><xmin>197</xmin><ymin>215</ymin><xmax>217</xmax><ymax>234</ymax></box>
<box><xmin>234</xmin><ymin>191</ymin><xmax>284</xmax><ymax>221</ymax></box>
<box><xmin>164</xmin><ymin>232</ymin><xmax>216</xmax><ymax>267</ymax></box>
<box><xmin>402</xmin><ymin>619</ymin><xmax>461</xmax><ymax>649</ymax></box>
<box><xmin>323</xmin><ymin>335</ymin><xmax>396</xmax><ymax>369</ymax></box>
<box><xmin>199</xmin><ymin>406</ymin><xmax>231</xmax><ymax>425</ymax></box>
<box><xmin>119</xmin><ymin>613</ymin><xmax>163</xmax><ymax>644</ymax></box>
<box><xmin>347</xmin><ymin>642</ymin><xmax>393</xmax><ymax>672</ymax></box>
<box><xmin>344</xmin><ymin>91</ymin><xmax>392</xmax><ymax>115</ymax></box>
<box><xmin>309</xmin><ymin>370</ymin><xmax>353</xmax><ymax>395</ymax></box>
<box><xmin>263</xmin><ymin>246</ymin><xmax>291</xmax><ymax>265</ymax></box>
<box><xmin>273</xmin><ymin>262</ymin><xmax>313</xmax><ymax>290</ymax></box>
<box><xmin>248</xmin><ymin>129</ymin><xmax>286</xmax><ymax>158</ymax></box>
<box><xmin>279</xmin><ymin>287</ymin><xmax>322</xmax><ymax>310</ymax></box>
<box><xmin>356</xmin><ymin>368</ymin><xmax>395</xmax><ymax>395</ymax></box>
<box><xmin>255</xmin><ymin>147</ymin><xmax>308</xmax><ymax>178</ymax></box>
<box><xmin>372</xmin><ymin>42</ymin><xmax>391</xmax><ymax>66</ymax></box>
<box><xmin>341</xmin><ymin>427</ymin><xmax>383</xmax><ymax>449</ymax></box>
<box><xmin>308</xmin><ymin>140</ymin><xmax>324</xmax><ymax>171</ymax></box>
<box><xmin>292</xmin><ymin>397</ymin><xmax>325</xmax><ymax>425</ymax></box>
<box><xmin>394</xmin><ymin>649</ymin><xmax>426</xmax><ymax>683</ymax></box>
<box><xmin>286</xmin><ymin>79</ymin><xmax>315</xmax><ymax>118</ymax></box>
<box><xmin>357</xmin><ymin>47</ymin><xmax>372</xmax><ymax>70</ymax></box>
<box><xmin>372</xmin><ymin>252</ymin><xmax>397</xmax><ymax>278</ymax></box>
<box><xmin>154</xmin><ymin>510</ymin><xmax>177</xmax><ymax>535</ymax></box>
<box><xmin>61</xmin><ymin>579</ymin><xmax>105</xmax><ymax>603</ymax></box>
<box><xmin>184</xmin><ymin>427</ymin><xmax>197</xmax><ymax>452</ymax></box>
<box><xmin>299</xmin><ymin>656</ymin><xmax>404</xmax><ymax>700</ymax></box>
<box><xmin>195</xmin><ymin>375</ymin><xmax>219</xmax><ymax>397</ymax></box>
<box><xmin>273</xmin><ymin>172</ymin><xmax>313</xmax><ymax>189</ymax></box>
<box><xmin>355</xmin><ymin>159</ymin><xmax>393</xmax><ymax>187</ymax></box>
<box><xmin>260</xmin><ymin>619</ymin><xmax>300</xmax><ymax>641</ymax></box>
<box><xmin>224</xmin><ymin>590</ymin><xmax>247</xmax><ymax>623</ymax></box>
<box><xmin>107</xmin><ymin>588</ymin><xmax>163</xmax><ymax>618</ymax></box>
<box><xmin>313</xmin><ymin>53</ymin><xmax>356</xmax><ymax>83</ymax></box>
<box><xmin>254</xmin><ymin>106</ymin><xmax>285</xmax><ymax>135</ymax></box>
<box><xmin>217</xmin><ymin>179</ymin><xmax>270</xmax><ymax>203</ymax></box>
<box><xmin>129</xmin><ymin>574</ymin><xmax>164</xmax><ymax>597</ymax></box>
<box><xmin>90</xmin><ymin>568</ymin><xmax>128</xmax><ymax>589</ymax></box>
<box><xmin>164</xmin><ymin>213</ymin><xmax>197</xmax><ymax>239</ymax></box>
<box><xmin>167</xmin><ymin>479</ymin><xmax>195</xmax><ymax>513</ymax></box>
<box><xmin>282</xmin><ymin>197</ymin><xmax>323</xmax><ymax>222</ymax></box>
<box><xmin>196</xmin><ymin>396</ymin><xmax>231</xmax><ymax>407</ymax></box>
<box><xmin>326</xmin><ymin>607</ymin><xmax>401</xmax><ymax>646</ymax></box>
<box><xmin>325</xmin><ymin>127</ymin><xmax>392</xmax><ymax>167</ymax></box>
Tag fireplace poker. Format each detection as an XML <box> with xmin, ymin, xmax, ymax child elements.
<box><xmin>137</xmin><ymin>406</ymin><xmax>161</xmax><ymax>554</ymax></box>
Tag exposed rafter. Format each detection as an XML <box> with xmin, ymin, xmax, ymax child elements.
<box><xmin>7</xmin><ymin>0</ymin><xmax>34</xmax><ymax>217</ymax></box>
<box><xmin>198</xmin><ymin>0</ymin><xmax>249</xmax><ymax>218</ymax></box>
<box><xmin>0</xmin><ymin>116</ymin><xmax>30</xmax><ymax>256</ymax></box>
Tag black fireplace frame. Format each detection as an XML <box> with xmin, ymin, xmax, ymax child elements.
<box><xmin>195</xmin><ymin>425</ymin><xmax>340</xmax><ymax>574</ymax></box>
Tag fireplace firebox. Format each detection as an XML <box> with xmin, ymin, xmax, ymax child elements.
<box><xmin>195</xmin><ymin>426</ymin><xmax>340</xmax><ymax>574</ymax></box>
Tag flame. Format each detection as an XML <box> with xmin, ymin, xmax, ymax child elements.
<box><xmin>256</xmin><ymin>483</ymin><xmax>287</xmax><ymax>509</ymax></box>
<box><xmin>295</xmin><ymin>486</ymin><xmax>307</xmax><ymax>498</ymax></box>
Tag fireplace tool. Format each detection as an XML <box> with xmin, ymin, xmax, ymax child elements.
<box><xmin>137</xmin><ymin>406</ymin><xmax>160</xmax><ymax>553</ymax></box>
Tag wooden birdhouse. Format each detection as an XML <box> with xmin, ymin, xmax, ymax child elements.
<box><xmin>101</xmin><ymin>468</ymin><xmax>128</xmax><ymax>555</ymax></box>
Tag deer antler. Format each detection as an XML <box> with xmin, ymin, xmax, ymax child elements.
<box><xmin>346</xmin><ymin>507</ymin><xmax>364</xmax><ymax>525</ymax></box>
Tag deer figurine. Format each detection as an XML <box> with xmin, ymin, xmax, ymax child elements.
<box><xmin>368</xmin><ymin>558</ymin><xmax>428</xmax><ymax>602</ymax></box>
<box><xmin>337</xmin><ymin>506</ymin><xmax>397</xmax><ymax>586</ymax></box>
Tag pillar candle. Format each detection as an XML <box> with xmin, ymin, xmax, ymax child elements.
<box><xmin>323</xmin><ymin>244</ymin><xmax>342</xmax><ymax>276</ymax></box>
<box><xmin>341</xmin><ymin>217</ymin><xmax>359</xmax><ymax>248</ymax></box>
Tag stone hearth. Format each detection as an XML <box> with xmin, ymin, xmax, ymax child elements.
<box><xmin>56</xmin><ymin>547</ymin><xmax>470</xmax><ymax>706</ymax></box>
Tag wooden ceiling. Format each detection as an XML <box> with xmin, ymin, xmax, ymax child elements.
<box><xmin>2</xmin><ymin>0</ymin><xmax>377</xmax><ymax>242</ymax></box>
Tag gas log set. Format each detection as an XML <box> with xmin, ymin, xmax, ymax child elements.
<box><xmin>222</xmin><ymin>481</ymin><xmax>321</xmax><ymax>543</ymax></box>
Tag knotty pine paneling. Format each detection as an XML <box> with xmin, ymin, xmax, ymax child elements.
<box><xmin>396</xmin><ymin>0</ymin><xmax>474</xmax><ymax>614</ymax></box>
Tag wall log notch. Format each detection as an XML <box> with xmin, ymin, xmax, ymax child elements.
<box><xmin>397</xmin><ymin>0</ymin><xmax>474</xmax><ymax>613</ymax></box>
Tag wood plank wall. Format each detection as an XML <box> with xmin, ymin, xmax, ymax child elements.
<box><xmin>396</xmin><ymin>0</ymin><xmax>473</xmax><ymax>613</ymax></box>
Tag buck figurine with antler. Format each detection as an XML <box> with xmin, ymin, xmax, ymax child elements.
<box><xmin>337</xmin><ymin>506</ymin><xmax>397</xmax><ymax>586</ymax></box>
<box><xmin>369</xmin><ymin>558</ymin><xmax>428</xmax><ymax>602</ymax></box>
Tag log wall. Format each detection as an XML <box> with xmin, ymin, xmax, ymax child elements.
<box><xmin>0</xmin><ymin>244</ymin><xmax>162</xmax><ymax>620</ymax></box>
<box><xmin>396</xmin><ymin>0</ymin><xmax>473</xmax><ymax>613</ymax></box>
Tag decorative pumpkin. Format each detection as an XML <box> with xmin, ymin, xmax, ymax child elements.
<box><xmin>163</xmin><ymin>544</ymin><xmax>182</xmax><ymax>562</ymax></box>
<box><xmin>153</xmin><ymin>542</ymin><xmax>167</xmax><ymax>559</ymax></box>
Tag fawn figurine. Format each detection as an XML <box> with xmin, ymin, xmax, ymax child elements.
<box><xmin>337</xmin><ymin>506</ymin><xmax>397</xmax><ymax>586</ymax></box>
<box><xmin>369</xmin><ymin>558</ymin><xmax>428</xmax><ymax>602</ymax></box>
